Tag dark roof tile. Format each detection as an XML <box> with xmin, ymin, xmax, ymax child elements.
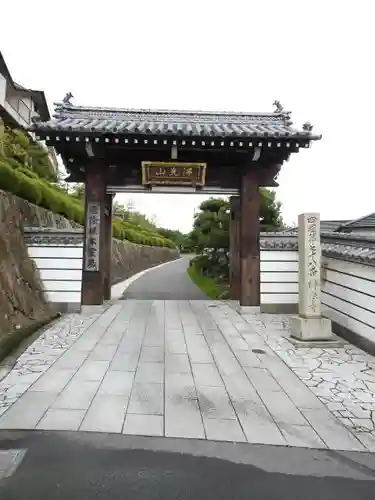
<box><xmin>338</xmin><ymin>213</ymin><xmax>375</xmax><ymax>230</ymax></box>
<box><xmin>30</xmin><ymin>104</ymin><xmax>321</xmax><ymax>141</ymax></box>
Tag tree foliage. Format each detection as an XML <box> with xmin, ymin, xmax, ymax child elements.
<box><xmin>189</xmin><ymin>191</ymin><xmax>283</xmax><ymax>280</ymax></box>
<box><xmin>156</xmin><ymin>227</ymin><xmax>188</xmax><ymax>249</ymax></box>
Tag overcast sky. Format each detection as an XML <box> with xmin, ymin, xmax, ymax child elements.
<box><xmin>1</xmin><ymin>0</ymin><xmax>374</xmax><ymax>233</ymax></box>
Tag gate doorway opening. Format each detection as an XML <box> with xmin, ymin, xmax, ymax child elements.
<box><xmin>31</xmin><ymin>98</ymin><xmax>320</xmax><ymax>307</ymax></box>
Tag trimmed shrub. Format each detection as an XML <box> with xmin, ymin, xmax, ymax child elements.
<box><xmin>72</xmin><ymin>203</ymin><xmax>84</xmax><ymax>225</ymax></box>
<box><xmin>6</xmin><ymin>158</ymin><xmax>24</xmax><ymax>170</ymax></box>
<box><xmin>16</xmin><ymin>172</ymin><xmax>42</xmax><ymax>205</ymax></box>
<box><xmin>39</xmin><ymin>183</ymin><xmax>62</xmax><ymax>214</ymax></box>
<box><xmin>112</xmin><ymin>220</ymin><xmax>125</xmax><ymax>240</ymax></box>
<box><xmin>0</xmin><ymin>161</ymin><xmax>21</xmax><ymax>193</ymax></box>
<box><xmin>0</xmin><ymin>160</ymin><xmax>176</xmax><ymax>249</ymax></box>
<box><xmin>15</xmin><ymin>167</ymin><xmax>39</xmax><ymax>180</ymax></box>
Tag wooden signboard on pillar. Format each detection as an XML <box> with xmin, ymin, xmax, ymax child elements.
<box><xmin>84</xmin><ymin>202</ymin><xmax>101</xmax><ymax>271</ymax></box>
<box><xmin>81</xmin><ymin>164</ymin><xmax>107</xmax><ymax>306</ymax></box>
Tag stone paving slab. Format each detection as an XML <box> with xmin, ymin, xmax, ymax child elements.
<box><xmin>1</xmin><ymin>300</ymin><xmax>375</xmax><ymax>452</ymax></box>
<box><xmin>238</xmin><ymin>309</ymin><xmax>375</xmax><ymax>452</ymax></box>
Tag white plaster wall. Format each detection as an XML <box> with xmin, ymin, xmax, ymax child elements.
<box><xmin>27</xmin><ymin>244</ymin><xmax>83</xmax><ymax>305</ymax></box>
<box><xmin>321</xmin><ymin>257</ymin><xmax>375</xmax><ymax>345</ymax></box>
<box><xmin>0</xmin><ymin>74</ymin><xmax>6</xmax><ymax>106</ymax></box>
<box><xmin>260</xmin><ymin>250</ymin><xmax>298</xmax><ymax>304</ymax></box>
<box><xmin>1</xmin><ymin>86</ymin><xmax>33</xmax><ymax>127</ymax></box>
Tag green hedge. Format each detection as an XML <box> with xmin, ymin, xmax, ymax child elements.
<box><xmin>0</xmin><ymin>161</ymin><xmax>175</xmax><ymax>249</ymax></box>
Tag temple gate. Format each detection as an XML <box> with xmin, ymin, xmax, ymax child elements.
<box><xmin>31</xmin><ymin>98</ymin><xmax>320</xmax><ymax>308</ymax></box>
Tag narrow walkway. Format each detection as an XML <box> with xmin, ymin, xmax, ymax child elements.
<box><xmin>122</xmin><ymin>256</ymin><xmax>207</xmax><ymax>300</ymax></box>
<box><xmin>0</xmin><ymin>300</ymin><xmax>374</xmax><ymax>452</ymax></box>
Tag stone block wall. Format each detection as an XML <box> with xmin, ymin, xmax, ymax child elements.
<box><xmin>24</xmin><ymin>226</ymin><xmax>179</xmax><ymax>311</ymax></box>
<box><xmin>111</xmin><ymin>238</ymin><xmax>179</xmax><ymax>285</ymax></box>
<box><xmin>0</xmin><ymin>191</ymin><xmax>54</xmax><ymax>339</ymax></box>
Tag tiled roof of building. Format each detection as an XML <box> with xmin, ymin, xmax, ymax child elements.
<box><xmin>0</xmin><ymin>51</ymin><xmax>50</xmax><ymax>122</ymax></box>
<box><xmin>320</xmin><ymin>220</ymin><xmax>349</xmax><ymax>232</ymax></box>
<box><xmin>337</xmin><ymin>212</ymin><xmax>375</xmax><ymax>231</ymax></box>
<box><xmin>30</xmin><ymin>102</ymin><xmax>321</xmax><ymax>141</ymax></box>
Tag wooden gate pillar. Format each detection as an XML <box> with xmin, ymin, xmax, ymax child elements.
<box><xmin>239</xmin><ymin>166</ymin><xmax>261</xmax><ymax>307</ymax></box>
<box><xmin>229</xmin><ymin>196</ymin><xmax>240</xmax><ymax>300</ymax></box>
<box><xmin>81</xmin><ymin>164</ymin><xmax>107</xmax><ymax>306</ymax></box>
<box><xmin>103</xmin><ymin>193</ymin><xmax>113</xmax><ymax>300</ymax></box>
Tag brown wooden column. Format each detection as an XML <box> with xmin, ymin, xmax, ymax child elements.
<box><xmin>240</xmin><ymin>166</ymin><xmax>260</xmax><ymax>307</ymax></box>
<box><xmin>229</xmin><ymin>196</ymin><xmax>240</xmax><ymax>300</ymax></box>
<box><xmin>103</xmin><ymin>193</ymin><xmax>113</xmax><ymax>300</ymax></box>
<box><xmin>81</xmin><ymin>164</ymin><xmax>107</xmax><ymax>306</ymax></box>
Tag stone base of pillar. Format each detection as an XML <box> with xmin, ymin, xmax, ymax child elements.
<box><xmin>237</xmin><ymin>305</ymin><xmax>261</xmax><ymax>315</ymax></box>
<box><xmin>290</xmin><ymin>316</ymin><xmax>332</xmax><ymax>341</ymax></box>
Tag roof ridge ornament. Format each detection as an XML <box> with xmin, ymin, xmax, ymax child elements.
<box><xmin>273</xmin><ymin>100</ymin><xmax>284</xmax><ymax>113</ymax></box>
<box><xmin>302</xmin><ymin>121</ymin><xmax>314</xmax><ymax>132</ymax></box>
<box><xmin>273</xmin><ymin>100</ymin><xmax>293</xmax><ymax>125</ymax></box>
<box><xmin>53</xmin><ymin>92</ymin><xmax>74</xmax><ymax>113</ymax></box>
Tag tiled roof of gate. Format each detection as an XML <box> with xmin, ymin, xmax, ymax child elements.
<box><xmin>30</xmin><ymin>103</ymin><xmax>321</xmax><ymax>140</ymax></box>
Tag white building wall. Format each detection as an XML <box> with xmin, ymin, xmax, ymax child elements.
<box><xmin>27</xmin><ymin>245</ymin><xmax>83</xmax><ymax>307</ymax></box>
<box><xmin>0</xmin><ymin>74</ymin><xmax>6</xmax><ymax>106</ymax></box>
<box><xmin>260</xmin><ymin>250</ymin><xmax>298</xmax><ymax>305</ymax></box>
<box><xmin>321</xmin><ymin>257</ymin><xmax>375</xmax><ymax>345</ymax></box>
<box><xmin>25</xmin><ymin>229</ymin><xmax>83</xmax><ymax>312</ymax></box>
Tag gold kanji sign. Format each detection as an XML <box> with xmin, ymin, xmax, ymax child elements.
<box><xmin>141</xmin><ymin>162</ymin><xmax>206</xmax><ymax>186</ymax></box>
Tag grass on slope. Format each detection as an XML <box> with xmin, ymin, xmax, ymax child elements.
<box><xmin>187</xmin><ymin>264</ymin><xmax>228</xmax><ymax>300</ymax></box>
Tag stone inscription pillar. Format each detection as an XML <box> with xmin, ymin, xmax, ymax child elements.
<box><xmin>239</xmin><ymin>167</ymin><xmax>260</xmax><ymax>309</ymax></box>
<box><xmin>229</xmin><ymin>196</ymin><xmax>240</xmax><ymax>300</ymax></box>
<box><xmin>81</xmin><ymin>164</ymin><xmax>107</xmax><ymax>306</ymax></box>
<box><xmin>291</xmin><ymin>213</ymin><xmax>332</xmax><ymax>340</ymax></box>
<box><xmin>103</xmin><ymin>193</ymin><xmax>113</xmax><ymax>301</ymax></box>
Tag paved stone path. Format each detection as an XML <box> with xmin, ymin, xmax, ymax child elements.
<box><xmin>1</xmin><ymin>299</ymin><xmax>375</xmax><ymax>452</ymax></box>
<box><xmin>122</xmin><ymin>256</ymin><xmax>207</xmax><ymax>300</ymax></box>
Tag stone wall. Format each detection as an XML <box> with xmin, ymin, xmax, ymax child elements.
<box><xmin>0</xmin><ymin>190</ymin><xmax>54</xmax><ymax>338</ymax></box>
<box><xmin>0</xmin><ymin>189</ymin><xmax>179</xmax><ymax>338</ymax></box>
<box><xmin>111</xmin><ymin>238</ymin><xmax>179</xmax><ymax>284</ymax></box>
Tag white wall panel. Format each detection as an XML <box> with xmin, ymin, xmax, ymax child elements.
<box><xmin>27</xmin><ymin>241</ymin><xmax>83</xmax><ymax>306</ymax></box>
<box><xmin>39</xmin><ymin>269</ymin><xmax>82</xmax><ymax>281</ymax></box>
<box><xmin>34</xmin><ymin>258</ymin><xmax>82</xmax><ymax>270</ymax></box>
<box><xmin>322</xmin><ymin>292</ymin><xmax>375</xmax><ymax>329</ymax></box>
<box><xmin>260</xmin><ymin>251</ymin><xmax>298</xmax><ymax>262</ymax></box>
<box><xmin>43</xmin><ymin>281</ymin><xmax>82</xmax><ymax>292</ymax></box>
<box><xmin>261</xmin><ymin>261</ymin><xmax>298</xmax><ymax>272</ymax></box>
<box><xmin>323</xmin><ymin>257</ymin><xmax>375</xmax><ymax>282</ymax></box>
<box><xmin>259</xmin><ymin>250</ymin><xmax>299</xmax><ymax>305</ymax></box>
<box><xmin>321</xmin><ymin>256</ymin><xmax>375</xmax><ymax>344</ymax></box>
<box><xmin>46</xmin><ymin>291</ymin><xmax>81</xmax><ymax>303</ymax></box>
<box><xmin>324</xmin><ymin>281</ymin><xmax>375</xmax><ymax>314</ymax></box>
<box><xmin>261</xmin><ymin>293</ymin><xmax>298</xmax><ymax>304</ymax></box>
<box><xmin>261</xmin><ymin>272</ymin><xmax>298</xmax><ymax>283</ymax></box>
<box><xmin>261</xmin><ymin>282</ymin><xmax>298</xmax><ymax>294</ymax></box>
<box><xmin>322</xmin><ymin>304</ymin><xmax>375</xmax><ymax>344</ymax></box>
<box><xmin>28</xmin><ymin>246</ymin><xmax>83</xmax><ymax>259</ymax></box>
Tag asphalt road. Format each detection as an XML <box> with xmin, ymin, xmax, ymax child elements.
<box><xmin>1</xmin><ymin>431</ymin><xmax>375</xmax><ymax>499</ymax></box>
<box><xmin>122</xmin><ymin>256</ymin><xmax>207</xmax><ymax>300</ymax></box>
